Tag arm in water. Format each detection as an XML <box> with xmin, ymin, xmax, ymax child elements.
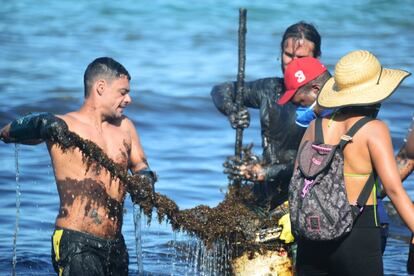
<box><xmin>0</xmin><ymin>112</ymin><xmax>68</xmax><ymax>145</ymax></box>
<box><xmin>125</xmin><ymin>118</ymin><xmax>157</xmax><ymax>203</ymax></box>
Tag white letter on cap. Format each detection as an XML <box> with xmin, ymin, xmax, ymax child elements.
<box><xmin>295</xmin><ymin>70</ymin><xmax>306</xmax><ymax>83</ymax></box>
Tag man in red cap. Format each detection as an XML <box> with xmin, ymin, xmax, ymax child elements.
<box><xmin>278</xmin><ymin>56</ymin><xmax>331</xmax><ymax>127</ymax></box>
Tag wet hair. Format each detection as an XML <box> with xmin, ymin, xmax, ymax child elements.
<box><xmin>83</xmin><ymin>57</ymin><xmax>131</xmax><ymax>98</ymax></box>
<box><xmin>281</xmin><ymin>21</ymin><xmax>322</xmax><ymax>58</ymax></box>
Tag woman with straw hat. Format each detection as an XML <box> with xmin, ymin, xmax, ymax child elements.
<box><xmin>293</xmin><ymin>50</ymin><xmax>413</xmax><ymax>275</ymax></box>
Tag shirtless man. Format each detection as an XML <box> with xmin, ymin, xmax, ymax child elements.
<box><xmin>0</xmin><ymin>57</ymin><xmax>155</xmax><ymax>275</ymax></box>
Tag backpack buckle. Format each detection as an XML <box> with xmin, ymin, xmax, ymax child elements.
<box><xmin>340</xmin><ymin>135</ymin><xmax>353</xmax><ymax>142</ymax></box>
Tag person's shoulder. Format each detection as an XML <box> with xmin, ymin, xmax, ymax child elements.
<box><xmin>118</xmin><ymin>115</ymin><xmax>136</xmax><ymax>130</ymax></box>
<box><xmin>255</xmin><ymin>77</ymin><xmax>283</xmax><ymax>86</ymax></box>
<box><xmin>250</xmin><ymin>77</ymin><xmax>284</xmax><ymax>98</ymax></box>
<box><xmin>364</xmin><ymin>118</ymin><xmax>388</xmax><ymax>131</ymax></box>
<box><xmin>56</xmin><ymin>112</ymin><xmax>78</xmax><ymax>125</ymax></box>
<box><xmin>359</xmin><ymin>118</ymin><xmax>390</xmax><ymax>140</ymax></box>
<box><xmin>259</xmin><ymin>76</ymin><xmax>283</xmax><ymax>82</ymax></box>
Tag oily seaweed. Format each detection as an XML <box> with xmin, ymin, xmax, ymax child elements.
<box><xmin>52</xmin><ymin>130</ymin><xmax>287</xmax><ymax>257</ymax></box>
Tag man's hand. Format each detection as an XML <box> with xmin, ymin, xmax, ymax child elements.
<box><xmin>228</xmin><ymin>107</ymin><xmax>250</xmax><ymax>129</ymax></box>
<box><xmin>0</xmin><ymin>124</ymin><xmax>12</xmax><ymax>143</ymax></box>
<box><xmin>223</xmin><ymin>155</ymin><xmax>244</xmax><ymax>181</ymax></box>
<box><xmin>129</xmin><ymin>169</ymin><xmax>157</xmax><ymax>204</ymax></box>
<box><xmin>223</xmin><ymin>155</ymin><xmax>266</xmax><ymax>182</ymax></box>
<box><xmin>240</xmin><ymin>163</ymin><xmax>266</xmax><ymax>182</ymax></box>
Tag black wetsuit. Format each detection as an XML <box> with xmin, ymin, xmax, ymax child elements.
<box><xmin>296</xmin><ymin>205</ymin><xmax>383</xmax><ymax>276</ymax></box>
<box><xmin>211</xmin><ymin>77</ymin><xmax>306</xmax><ymax>209</ymax></box>
<box><xmin>51</xmin><ymin>227</ymin><xmax>129</xmax><ymax>276</ymax></box>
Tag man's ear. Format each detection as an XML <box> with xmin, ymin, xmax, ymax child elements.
<box><xmin>96</xmin><ymin>79</ymin><xmax>106</xmax><ymax>96</ymax></box>
<box><xmin>311</xmin><ymin>83</ymin><xmax>322</xmax><ymax>97</ymax></box>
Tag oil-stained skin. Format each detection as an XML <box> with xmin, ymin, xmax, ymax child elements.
<box><xmin>57</xmin><ymin>177</ymin><xmax>123</xmax><ymax>224</ymax></box>
<box><xmin>396</xmin><ymin>145</ymin><xmax>414</xmax><ymax>182</ymax></box>
<box><xmin>121</xmin><ymin>140</ymin><xmax>130</xmax><ymax>163</ymax></box>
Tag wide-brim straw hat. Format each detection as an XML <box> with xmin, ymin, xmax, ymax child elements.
<box><xmin>317</xmin><ymin>50</ymin><xmax>411</xmax><ymax>109</ymax></box>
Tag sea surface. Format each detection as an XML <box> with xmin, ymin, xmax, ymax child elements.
<box><xmin>1</xmin><ymin>1</ymin><xmax>414</xmax><ymax>275</ymax></box>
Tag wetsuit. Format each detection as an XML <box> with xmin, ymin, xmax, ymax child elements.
<box><xmin>51</xmin><ymin>228</ymin><xmax>129</xmax><ymax>276</ymax></box>
<box><xmin>211</xmin><ymin>77</ymin><xmax>306</xmax><ymax>209</ymax></box>
<box><xmin>296</xmin><ymin>205</ymin><xmax>383</xmax><ymax>276</ymax></box>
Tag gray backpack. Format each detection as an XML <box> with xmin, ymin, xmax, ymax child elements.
<box><xmin>289</xmin><ymin>117</ymin><xmax>375</xmax><ymax>241</ymax></box>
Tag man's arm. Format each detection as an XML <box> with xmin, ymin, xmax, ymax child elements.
<box><xmin>0</xmin><ymin>112</ymin><xmax>68</xmax><ymax>145</ymax></box>
<box><xmin>126</xmin><ymin>118</ymin><xmax>150</xmax><ymax>173</ymax></box>
<box><xmin>126</xmin><ymin>117</ymin><xmax>157</xmax><ymax>181</ymax></box>
<box><xmin>125</xmin><ymin>118</ymin><xmax>157</xmax><ymax>203</ymax></box>
<box><xmin>406</xmin><ymin>125</ymin><xmax>414</xmax><ymax>159</ymax></box>
<box><xmin>211</xmin><ymin>77</ymin><xmax>282</xmax><ymax>115</ymax></box>
<box><xmin>396</xmin><ymin>142</ymin><xmax>414</xmax><ymax>182</ymax></box>
<box><xmin>211</xmin><ymin>78</ymin><xmax>283</xmax><ymax>129</ymax></box>
<box><xmin>394</xmin><ymin>122</ymin><xmax>414</xmax><ymax>273</ymax></box>
<box><xmin>398</xmin><ymin>121</ymin><xmax>414</xmax><ymax>179</ymax></box>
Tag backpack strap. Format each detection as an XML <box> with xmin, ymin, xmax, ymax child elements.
<box><xmin>339</xmin><ymin>117</ymin><xmax>374</xmax><ymax>150</ymax></box>
<box><xmin>341</xmin><ymin>116</ymin><xmax>376</xmax><ymax>215</ymax></box>
<box><xmin>352</xmin><ymin>171</ymin><xmax>377</xmax><ymax>216</ymax></box>
<box><xmin>314</xmin><ymin>117</ymin><xmax>324</xmax><ymax>144</ymax></box>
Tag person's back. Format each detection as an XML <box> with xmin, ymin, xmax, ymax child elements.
<box><xmin>291</xmin><ymin>49</ymin><xmax>414</xmax><ymax>276</ymax></box>
<box><xmin>305</xmin><ymin>113</ymin><xmax>385</xmax><ymax>205</ymax></box>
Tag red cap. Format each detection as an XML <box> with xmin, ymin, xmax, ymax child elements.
<box><xmin>277</xmin><ymin>57</ymin><xmax>327</xmax><ymax>105</ymax></box>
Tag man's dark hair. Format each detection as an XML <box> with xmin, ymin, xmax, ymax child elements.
<box><xmin>83</xmin><ymin>57</ymin><xmax>131</xmax><ymax>98</ymax></box>
<box><xmin>281</xmin><ymin>21</ymin><xmax>322</xmax><ymax>58</ymax></box>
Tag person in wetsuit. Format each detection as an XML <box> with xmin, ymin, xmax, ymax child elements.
<box><xmin>0</xmin><ymin>57</ymin><xmax>156</xmax><ymax>276</ymax></box>
<box><xmin>293</xmin><ymin>50</ymin><xmax>414</xmax><ymax>275</ymax></box>
<box><xmin>211</xmin><ymin>21</ymin><xmax>322</xmax><ymax>211</ymax></box>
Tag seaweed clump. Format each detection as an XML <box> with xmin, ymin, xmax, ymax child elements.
<box><xmin>52</xmin><ymin>130</ymin><xmax>288</xmax><ymax>258</ymax></box>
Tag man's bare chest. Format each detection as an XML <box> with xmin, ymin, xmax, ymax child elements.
<box><xmin>74</xmin><ymin>126</ymin><xmax>131</xmax><ymax>166</ymax></box>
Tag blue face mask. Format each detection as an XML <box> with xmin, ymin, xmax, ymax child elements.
<box><xmin>295</xmin><ymin>105</ymin><xmax>316</xmax><ymax>128</ymax></box>
<box><xmin>295</xmin><ymin>103</ymin><xmax>334</xmax><ymax>128</ymax></box>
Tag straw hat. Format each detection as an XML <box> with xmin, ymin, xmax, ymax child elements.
<box><xmin>317</xmin><ymin>50</ymin><xmax>410</xmax><ymax>108</ymax></box>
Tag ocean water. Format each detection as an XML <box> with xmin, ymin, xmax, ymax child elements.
<box><xmin>0</xmin><ymin>0</ymin><xmax>414</xmax><ymax>275</ymax></box>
